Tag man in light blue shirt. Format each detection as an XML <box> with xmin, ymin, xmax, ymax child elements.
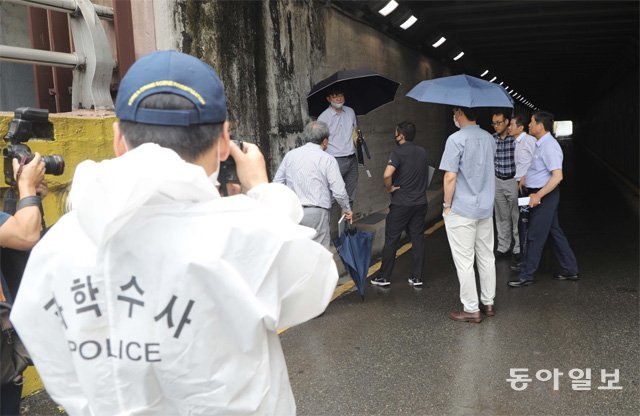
<box><xmin>274</xmin><ymin>121</ymin><xmax>353</xmax><ymax>247</ymax></box>
<box><xmin>317</xmin><ymin>89</ymin><xmax>358</xmax><ymax>207</ymax></box>
<box><xmin>507</xmin><ymin>113</ymin><xmax>538</xmax><ymax>271</ymax></box>
<box><xmin>508</xmin><ymin>111</ymin><xmax>579</xmax><ymax>287</ymax></box>
<box><xmin>439</xmin><ymin>107</ymin><xmax>497</xmax><ymax>323</ymax></box>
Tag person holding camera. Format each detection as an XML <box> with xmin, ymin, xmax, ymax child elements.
<box><xmin>273</xmin><ymin>120</ymin><xmax>353</xmax><ymax>248</ymax></box>
<box><xmin>10</xmin><ymin>51</ymin><xmax>339</xmax><ymax>415</ymax></box>
<box><xmin>0</xmin><ymin>154</ymin><xmax>46</xmax><ymax>416</ymax></box>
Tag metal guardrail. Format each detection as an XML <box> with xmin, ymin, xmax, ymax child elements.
<box><xmin>0</xmin><ymin>0</ymin><xmax>115</xmax><ymax>110</ymax></box>
<box><xmin>4</xmin><ymin>0</ymin><xmax>113</xmax><ymax>19</ymax></box>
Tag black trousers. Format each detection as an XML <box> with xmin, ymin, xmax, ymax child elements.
<box><xmin>520</xmin><ymin>187</ymin><xmax>578</xmax><ymax>280</ymax></box>
<box><xmin>381</xmin><ymin>204</ymin><xmax>428</xmax><ymax>281</ymax></box>
<box><xmin>0</xmin><ymin>382</ymin><xmax>22</xmax><ymax>415</ymax></box>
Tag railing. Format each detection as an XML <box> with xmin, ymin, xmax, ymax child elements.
<box><xmin>0</xmin><ymin>0</ymin><xmax>116</xmax><ymax>110</ymax></box>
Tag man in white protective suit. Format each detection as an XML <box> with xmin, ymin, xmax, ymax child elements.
<box><xmin>10</xmin><ymin>50</ymin><xmax>339</xmax><ymax>415</ymax></box>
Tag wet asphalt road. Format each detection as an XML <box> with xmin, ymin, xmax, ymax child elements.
<box><xmin>281</xmin><ymin>143</ymin><xmax>639</xmax><ymax>416</ymax></box>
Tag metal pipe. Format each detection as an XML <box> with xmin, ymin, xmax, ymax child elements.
<box><xmin>0</xmin><ymin>45</ymin><xmax>81</xmax><ymax>68</ymax></box>
<box><xmin>3</xmin><ymin>0</ymin><xmax>114</xmax><ymax>19</ymax></box>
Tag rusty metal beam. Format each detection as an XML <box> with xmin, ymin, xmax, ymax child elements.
<box><xmin>112</xmin><ymin>0</ymin><xmax>135</xmax><ymax>83</ymax></box>
<box><xmin>28</xmin><ymin>6</ymin><xmax>57</xmax><ymax>112</ymax></box>
<box><xmin>47</xmin><ymin>9</ymin><xmax>73</xmax><ymax>112</ymax></box>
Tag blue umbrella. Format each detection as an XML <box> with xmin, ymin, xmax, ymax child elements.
<box><xmin>406</xmin><ymin>74</ymin><xmax>514</xmax><ymax>108</ymax></box>
<box><xmin>333</xmin><ymin>224</ymin><xmax>374</xmax><ymax>300</ymax></box>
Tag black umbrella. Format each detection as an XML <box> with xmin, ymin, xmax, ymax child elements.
<box><xmin>307</xmin><ymin>69</ymin><xmax>400</xmax><ymax>117</ymax></box>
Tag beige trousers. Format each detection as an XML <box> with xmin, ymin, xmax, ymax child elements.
<box><xmin>443</xmin><ymin>211</ymin><xmax>496</xmax><ymax>313</ymax></box>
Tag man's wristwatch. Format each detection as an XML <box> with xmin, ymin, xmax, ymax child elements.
<box><xmin>443</xmin><ymin>202</ymin><xmax>451</xmax><ymax>209</ymax></box>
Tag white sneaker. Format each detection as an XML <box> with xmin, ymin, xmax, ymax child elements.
<box><xmin>371</xmin><ymin>276</ymin><xmax>391</xmax><ymax>287</ymax></box>
<box><xmin>408</xmin><ymin>276</ymin><xmax>423</xmax><ymax>287</ymax></box>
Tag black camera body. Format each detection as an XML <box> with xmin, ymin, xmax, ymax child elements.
<box><xmin>3</xmin><ymin>107</ymin><xmax>65</xmax><ymax>187</ymax></box>
<box><xmin>218</xmin><ymin>139</ymin><xmax>242</xmax><ymax>186</ymax></box>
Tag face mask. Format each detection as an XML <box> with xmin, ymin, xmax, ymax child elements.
<box><xmin>331</xmin><ymin>102</ymin><xmax>343</xmax><ymax>110</ymax></box>
<box><xmin>209</xmin><ymin>141</ymin><xmax>221</xmax><ymax>187</ymax></box>
<box><xmin>453</xmin><ymin>115</ymin><xmax>460</xmax><ymax>129</ymax></box>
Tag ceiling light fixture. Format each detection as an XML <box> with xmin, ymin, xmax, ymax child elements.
<box><xmin>432</xmin><ymin>36</ymin><xmax>446</xmax><ymax>48</ymax></box>
<box><xmin>378</xmin><ymin>0</ymin><xmax>399</xmax><ymax>16</ymax></box>
<box><xmin>453</xmin><ymin>51</ymin><xmax>464</xmax><ymax>61</ymax></box>
<box><xmin>490</xmin><ymin>76</ymin><xmax>497</xmax><ymax>82</ymax></box>
<box><xmin>400</xmin><ymin>15</ymin><xmax>417</xmax><ymax>30</ymax></box>
<box><xmin>480</xmin><ymin>70</ymin><xmax>489</xmax><ymax>77</ymax></box>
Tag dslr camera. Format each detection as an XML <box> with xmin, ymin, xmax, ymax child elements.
<box><xmin>217</xmin><ymin>138</ymin><xmax>242</xmax><ymax>196</ymax></box>
<box><xmin>3</xmin><ymin>107</ymin><xmax>65</xmax><ymax>187</ymax></box>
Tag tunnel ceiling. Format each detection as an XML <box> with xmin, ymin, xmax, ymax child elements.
<box><xmin>331</xmin><ymin>0</ymin><xmax>639</xmax><ymax>119</ymax></box>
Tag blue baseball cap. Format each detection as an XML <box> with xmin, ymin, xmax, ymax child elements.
<box><xmin>115</xmin><ymin>50</ymin><xmax>227</xmax><ymax>126</ymax></box>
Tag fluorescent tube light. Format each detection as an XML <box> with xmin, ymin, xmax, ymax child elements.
<box><xmin>378</xmin><ymin>0</ymin><xmax>399</xmax><ymax>16</ymax></box>
<box><xmin>400</xmin><ymin>15</ymin><xmax>417</xmax><ymax>30</ymax></box>
<box><xmin>432</xmin><ymin>37</ymin><xmax>446</xmax><ymax>48</ymax></box>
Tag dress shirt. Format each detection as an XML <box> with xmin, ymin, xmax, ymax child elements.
<box><xmin>439</xmin><ymin>125</ymin><xmax>496</xmax><ymax>220</ymax></box>
<box><xmin>317</xmin><ymin>106</ymin><xmax>357</xmax><ymax>157</ymax></box>
<box><xmin>525</xmin><ymin>132</ymin><xmax>564</xmax><ymax>188</ymax></box>
<box><xmin>273</xmin><ymin>143</ymin><xmax>351</xmax><ymax>211</ymax></box>
<box><xmin>493</xmin><ymin>133</ymin><xmax>516</xmax><ymax>178</ymax></box>
<box><xmin>513</xmin><ymin>132</ymin><xmax>537</xmax><ymax>180</ymax></box>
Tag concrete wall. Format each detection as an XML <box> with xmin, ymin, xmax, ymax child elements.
<box><xmin>173</xmin><ymin>0</ymin><xmax>454</xmax><ymax>218</ymax></box>
<box><xmin>575</xmin><ymin>69</ymin><xmax>639</xmax><ymax>186</ymax></box>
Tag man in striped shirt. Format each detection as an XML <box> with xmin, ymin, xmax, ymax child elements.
<box><xmin>492</xmin><ymin>110</ymin><xmax>520</xmax><ymax>259</ymax></box>
<box><xmin>274</xmin><ymin>121</ymin><xmax>353</xmax><ymax>248</ymax></box>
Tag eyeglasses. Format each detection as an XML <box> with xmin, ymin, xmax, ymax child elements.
<box><xmin>491</xmin><ymin>120</ymin><xmax>506</xmax><ymax>127</ymax></box>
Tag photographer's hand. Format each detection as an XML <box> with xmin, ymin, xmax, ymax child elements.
<box><xmin>1</xmin><ymin>154</ymin><xmax>45</xmax><ymax>250</ymax></box>
<box><xmin>13</xmin><ymin>153</ymin><xmax>45</xmax><ymax>197</ymax></box>
<box><xmin>229</xmin><ymin>141</ymin><xmax>268</xmax><ymax>192</ymax></box>
<box><xmin>36</xmin><ymin>179</ymin><xmax>49</xmax><ymax>199</ymax></box>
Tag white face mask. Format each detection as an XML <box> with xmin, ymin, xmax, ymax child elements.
<box><xmin>331</xmin><ymin>101</ymin><xmax>343</xmax><ymax>110</ymax></box>
<box><xmin>209</xmin><ymin>141</ymin><xmax>221</xmax><ymax>187</ymax></box>
<box><xmin>453</xmin><ymin>114</ymin><xmax>460</xmax><ymax>129</ymax></box>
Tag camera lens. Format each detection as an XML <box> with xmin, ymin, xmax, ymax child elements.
<box><xmin>42</xmin><ymin>155</ymin><xmax>65</xmax><ymax>176</ymax></box>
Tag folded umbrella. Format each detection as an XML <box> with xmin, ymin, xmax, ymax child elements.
<box><xmin>307</xmin><ymin>69</ymin><xmax>400</xmax><ymax>117</ymax></box>
<box><xmin>333</xmin><ymin>223</ymin><xmax>374</xmax><ymax>300</ymax></box>
<box><xmin>406</xmin><ymin>74</ymin><xmax>514</xmax><ymax>108</ymax></box>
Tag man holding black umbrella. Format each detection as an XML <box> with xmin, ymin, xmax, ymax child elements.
<box><xmin>317</xmin><ymin>89</ymin><xmax>359</xmax><ymax>207</ymax></box>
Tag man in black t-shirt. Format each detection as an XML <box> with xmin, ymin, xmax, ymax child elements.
<box><xmin>372</xmin><ymin>121</ymin><xmax>429</xmax><ymax>288</ymax></box>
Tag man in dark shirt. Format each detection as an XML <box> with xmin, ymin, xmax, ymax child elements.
<box><xmin>372</xmin><ymin>121</ymin><xmax>429</xmax><ymax>288</ymax></box>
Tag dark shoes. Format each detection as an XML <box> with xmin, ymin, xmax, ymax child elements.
<box><xmin>553</xmin><ymin>272</ymin><xmax>580</xmax><ymax>281</ymax></box>
<box><xmin>371</xmin><ymin>276</ymin><xmax>391</xmax><ymax>287</ymax></box>
<box><xmin>508</xmin><ymin>279</ymin><xmax>534</xmax><ymax>288</ymax></box>
<box><xmin>449</xmin><ymin>310</ymin><xmax>482</xmax><ymax>323</ymax></box>
<box><xmin>480</xmin><ymin>304</ymin><xmax>495</xmax><ymax>317</ymax></box>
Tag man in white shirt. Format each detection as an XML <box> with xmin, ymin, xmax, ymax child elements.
<box><xmin>507</xmin><ymin>113</ymin><xmax>537</xmax><ymax>271</ymax></box>
<box><xmin>11</xmin><ymin>51</ymin><xmax>338</xmax><ymax>415</ymax></box>
<box><xmin>317</xmin><ymin>89</ymin><xmax>359</xmax><ymax>207</ymax></box>
<box><xmin>274</xmin><ymin>121</ymin><xmax>353</xmax><ymax>247</ymax></box>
